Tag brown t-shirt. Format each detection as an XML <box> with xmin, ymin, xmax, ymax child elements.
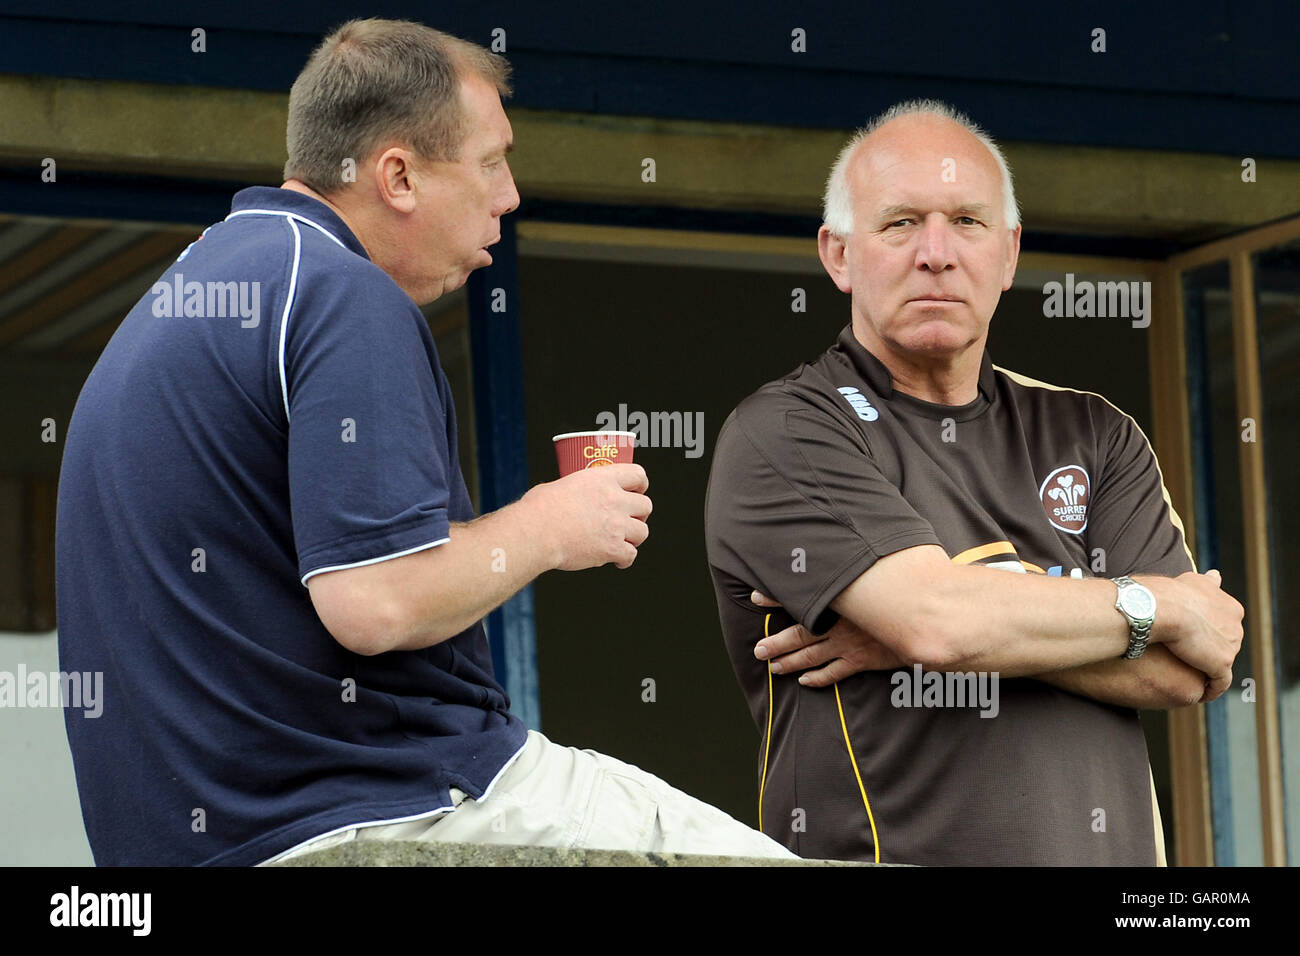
<box><xmin>704</xmin><ymin>326</ymin><xmax>1194</xmax><ymax>865</ymax></box>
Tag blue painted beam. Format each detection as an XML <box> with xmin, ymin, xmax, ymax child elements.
<box><xmin>4</xmin><ymin>5</ymin><xmax>1300</xmax><ymax>157</ymax></box>
<box><xmin>466</xmin><ymin>216</ymin><xmax>540</xmax><ymax>730</ymax></box>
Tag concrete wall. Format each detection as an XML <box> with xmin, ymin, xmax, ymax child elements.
<box><xmin>0</xmin><ymin>629</ymin><xmax>94</xmax><ymax>865</ymax></box>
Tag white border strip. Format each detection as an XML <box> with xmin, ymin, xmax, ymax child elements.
<box><xmin>225</xmin><ymin>208</ymin><xmax>347</xmax><ymax>249</ymax></box>
<box><xmin>278</xmin><ymin>219</ymin><xmax>303</xmax><ymax>423</ymax></box>
<box><xmin>300</xmin><ymin>536</ymin><xmax>451</xmax><ymax>586</ymax></box>
<box><xmin>479</xmin><ymin>734</ymin><xmax>530</xmax><ymax>802</ymax></box>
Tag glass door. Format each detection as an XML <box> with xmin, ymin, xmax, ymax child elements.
<box><xmin>1168</xmin><ymin>215</ymin><xmax>1300</xmax><ymax>867</ymax></box>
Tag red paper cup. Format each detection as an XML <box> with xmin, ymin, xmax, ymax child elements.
<box><xmin>552</xmin><ymin>430</ymin><xmax>637</xmax><ymax>477</ymax></box>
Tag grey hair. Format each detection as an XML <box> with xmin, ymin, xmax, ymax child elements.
<box><xmin>284</xmin><ymin>18</ymin><xmax>512</xmax><ymax>194</ymax></box>
<box><xmin>821</xmin><ymin>99</ymin><xmax>1019</xmax><ymax>235</ymax></box>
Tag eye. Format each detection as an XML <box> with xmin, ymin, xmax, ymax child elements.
<box><xmin>956</xmin><ymin>216</ymin><xmax>981</xmax><ymax>225</ymax></box>
<box><xmin>886</xmin><ymin>218</ymin><xmax>913</xmax><ymax>228</ymax></box>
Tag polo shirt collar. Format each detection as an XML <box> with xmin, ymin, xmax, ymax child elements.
<box><xmin>836</xmin><ymin>324</ymin><xmax>998</xmax><ymax>404</ymax></box>
<box><xmin>228</xmin><ymin>186</ymin><xmax>370</xmax><ymax>259</ymax></box>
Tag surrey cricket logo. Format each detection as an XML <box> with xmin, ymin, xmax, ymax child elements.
<box><xmin>1039</xmin><ymin>464</ymin><xmax>1090</xmax><ymax>534</ymax></box>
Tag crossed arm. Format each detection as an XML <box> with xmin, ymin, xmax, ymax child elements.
<box><xmin>752</xmin><ymin>543</ymin><xmax>1244</xmax><ymax>710</ymax></box>
<box><xmin>1030</xmin><ymin>646</ymin><xmax>1204</xmax><ymax>709</ymax></box>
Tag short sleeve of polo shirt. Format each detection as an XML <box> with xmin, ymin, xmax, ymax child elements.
<box><xmin>1085</xmin><ymin>407</ymin><xmax>1196</xmax><ymax>579</ymax></box>
<box><xmin>705</xmin><ymin>391</ymin><xmax>942</xmax><ymax>634</ymax></box>
<box><xmin>282</xmin><ymin>252</ymin><xmax>454</xmax><ymax>585</ymax></box>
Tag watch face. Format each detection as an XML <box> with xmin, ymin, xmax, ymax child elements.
<box><xmin>1122</xmin><ymin>587</ymin><xmax>1155</xmax><ymax>620</ymax></box>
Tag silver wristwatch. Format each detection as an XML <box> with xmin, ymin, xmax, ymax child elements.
<box><xmin>1113</xmin><ymin>576</ymin><xmax>1156</xmax><ymax>659</ymax></box>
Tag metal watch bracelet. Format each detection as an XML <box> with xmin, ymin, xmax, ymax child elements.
<box><xmin>1113</xmin><ymin>575</ymin><xmax>1155</xmax><ymax>660</ymax></box>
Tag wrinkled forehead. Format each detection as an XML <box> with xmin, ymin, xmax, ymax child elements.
<box><xmin>850</xmin><ymin>118</ymin><xmax>1003</xmax><ymax>210</ymax></box>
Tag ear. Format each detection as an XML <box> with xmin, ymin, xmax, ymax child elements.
<box><xmin>1001</xmin><ymin>223</ymin><xmax>1022</xmax><ymax>291</ymax></box>
<box><xmin>374</xmin><ymin>147</ymin><xmax>418</xmax><ymax>214</ymax></box>
<box><xmin>818</xmin><ymin>225</ymin><xmax>852</xmax><ymax>294</ymax></box>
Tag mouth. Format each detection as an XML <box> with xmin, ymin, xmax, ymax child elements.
<box><xmin>907</xmin><ymin>295</ymin><xmax>963</xmax><ymax>304</ymax></box>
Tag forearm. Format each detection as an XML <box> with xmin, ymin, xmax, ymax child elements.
<box><xmin>364</xmin><ymin>497</ymin><xmax>557</xmax><ymax>653</ymax></box>
<box><xmin>311</xmin><ymin>464</ymin><xmax>651</xmax><ymax>656</ymax></box>
<box><xmin>1031</xmin><ymin>644</ymin><xmax>1206</xmax><ymax>709</ymax></box>
<box><xmin>832</xmin><ymin>556</ymin><xmax>1182</xmax><ymax>676</ymax></box>
<box><xmin>929</xmin><ymin>570</ymin><xmax>1131</xmax><ymax>675</ymax></box>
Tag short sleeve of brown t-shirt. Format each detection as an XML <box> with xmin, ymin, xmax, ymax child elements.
<box><xmin>705</xmin><ymin>387</ymin><xmax>942</xmax><ymax>635</ymax></box>
<box><xmin>1085</xmin><ymin>410</ymin><xmax>1195</xmax><ymax>578</ymax></box>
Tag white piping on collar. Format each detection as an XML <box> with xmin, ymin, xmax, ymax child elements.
<box><xmin>225</xmin><ymin>208</ymin><xmax>347</xmax><ymax>249</ymax></box>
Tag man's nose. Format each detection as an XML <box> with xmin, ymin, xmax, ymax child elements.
<box><xmin>915</xmin><ymin>213</ymin><xmax>956</xmax><ymax>271</ymax></box>
<box><xmin>497</xmin><ymin>166</ymin><xmax>521</xmax><ymax>217</ymax></box>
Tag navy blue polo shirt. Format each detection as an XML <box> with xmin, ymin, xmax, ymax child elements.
<box><xmin>56</xmin><ymin>186</ymin><xmax>528</xmax><ymax>866</ymax></box>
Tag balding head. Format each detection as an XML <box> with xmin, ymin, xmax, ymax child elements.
<box><xmin>823</xmin><ymin>100</ymin><xmax>1019</xmax><ymax>237</ymax></box>
<box><xmin>814</xmin><ymin>100</ymin><xmax>1022</xmax><ymax>392</ymax></box>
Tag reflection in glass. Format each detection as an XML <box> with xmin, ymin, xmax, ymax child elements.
<box><xmin>1184</xmin><ymin>260</ymin><xmax>1263</xmax><ymax>865</ymax></box>
<box><xmin>1253</xmin><ymin>239</ymin><xmax>1300</xmax><ymax>866</ymax></box>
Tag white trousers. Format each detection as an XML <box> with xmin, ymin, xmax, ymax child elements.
<box><xmin>262</xmin><ymin>730</ymin><xmax>796</xmax><ymax>864</ymax></box>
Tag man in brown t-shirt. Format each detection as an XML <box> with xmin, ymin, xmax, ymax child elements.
<box><xmin>704</xmin><ymin>99</ymin><xmax>1244</xmax><ymax>865</ymax></box>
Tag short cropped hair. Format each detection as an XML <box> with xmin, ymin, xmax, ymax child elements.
<box><xmin>822</xmin><ymin>99</ymin><xmax>1020</xmax><ymax>235</ymax></box>
<box><xmin>284</xmin><ymin>18</ymin><xmax>512</xmax><ymax>193</ymax></box>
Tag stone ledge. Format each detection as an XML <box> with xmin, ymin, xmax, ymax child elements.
<box><xmin>272</xmin><ymin>840</ymin><xmax>892</xmax><ymax>867</ymax></box>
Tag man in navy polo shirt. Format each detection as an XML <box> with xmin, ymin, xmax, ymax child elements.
<box><xmin>56</xmin><ymin>18</ymin><xmax>793</xmax><ymax>866</ymax></box>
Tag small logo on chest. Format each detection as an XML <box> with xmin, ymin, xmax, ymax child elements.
<box><xmin>1040</xmin><ymin>464</ymin><xmax>1090</xmax><ymax>534</ymax></box>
